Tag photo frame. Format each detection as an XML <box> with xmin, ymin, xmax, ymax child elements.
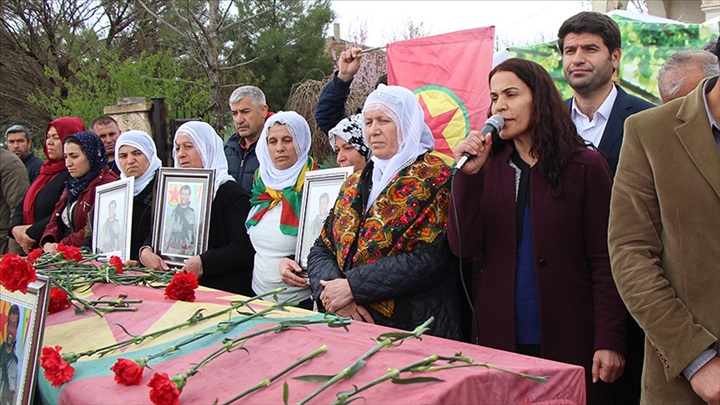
<box><xmin>296</xmin><ymin>166</ymin><xmax>355</xmax><ymax>269</ymax></box>
<box><xmin>92</xmin><ymin>177</ymin><xmax>134</xmax><ymax>260</ymax></box>
<box><xmin>152</xmin><ymin>168</ymin><xmax>214</xmax><ymax>267</ymax></box>
<box><xmin>0</xmin><ymin>275</ymin><xmax>51</xmax><ymax>405</ymax></box>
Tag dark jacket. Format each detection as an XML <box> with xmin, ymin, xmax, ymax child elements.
<box><xmin>308</xmin><ymin>155</ymin><xmax>462</xmax><ymax>340</ymax></box>
<box><xmin>309</xmin><ymin>237</ymin><xmax>462</xmax><ymax>340</ymax></box>
<box><xmin>40</xmin><ymin>167</ymin><xmax>118</xmax><ymax>247</ymax></box>
<box><xmin>82</xmin><ymin>176</ymin><xmax>156</xmax><ymax>260</ymax></box>
<box><xmin>199</xmin><ymin>181</ymin><xmax>255</xmax><ymax>296</ymax></box>
<box><xmin>10</xmin><ymin>170</ymin><xmax>69</xmax><ymax>246</ymax></box>
<box><xmin>566</xmin><ymin>84</ymin><xmax>654</xmax><ymax>176</ymax></box>
<box><xmin>21</xmin><ymin>152</ymin><xmax>43</xmax><ymax>183</ymax></box>
<box><xmin>224</xmin><ymin>135</ymin><xmax>258</xmax><ymax>195</ymax></box>
<box><xmin>447</xmin><ymin>144</ymin><xmax>626</xmax><ymax>402</ymax></box>
<box><xmin>314</xmin><ymin>72</ymin><xmax>353</xmax><ymax>135</ymax></box>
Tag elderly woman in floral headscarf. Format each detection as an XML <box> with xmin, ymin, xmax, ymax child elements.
<box><xmin>246</xmin><ymin>111</ymin><xmax>318</xmax><ymax>309</ymax></box>
<box><xmin>307</xmin><ymin>85</ymin><xmax>462</xmax><ymax>340</ymax></box>
<box><xmin>41</xmin><ymin>131</ymin><xmax>118</xmax><ymax>252</ymax></box>
<box><xmin>328</xmin><ymin>113</ymin><xmax>371</xmax><ymax>172</ymax></box>
<box><xmin>140</xmin><ymin>121</ymin><xmax>255</xmax><ymax>296</ymax></box>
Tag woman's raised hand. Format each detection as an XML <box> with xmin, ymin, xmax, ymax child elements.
<box><xmin>453</xmin><ymin>130</ymin><xmax>493</xmax><ymax>174</ymax></box>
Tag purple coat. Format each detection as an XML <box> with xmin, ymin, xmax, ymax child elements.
<box><xmin>448</xmin><ymin>144</ymin><xmax>626</xmax><ymax>372</ymax></box>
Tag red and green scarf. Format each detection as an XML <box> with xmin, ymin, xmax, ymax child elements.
<box><xmin>246</xmin><ymin>157</ymin><xmax>317</xmax><ymax>236</ymax></box>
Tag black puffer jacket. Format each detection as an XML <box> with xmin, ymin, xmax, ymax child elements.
<box><xmin>308</xmin><ymin>236</ymin><xmax>462</xmax><ymax>341</ymax></box>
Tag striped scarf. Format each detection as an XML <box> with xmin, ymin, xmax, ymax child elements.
<box><xmin>246</xmin><ymin>157</ymin><xmax>317</xmax><ymax>236</ymax></box>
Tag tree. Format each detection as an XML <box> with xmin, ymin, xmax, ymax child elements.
<box><xmin>29</xmin><ymin>49</ymin><xmax>212</xmax><ymax>126</ymax></box>
<box><xmin>0</xmin><ymin>0</ymin><xmax>164</xmax><ymax>128</ymax></box>
<box><xmin>237</xmin><ymin>0</ymin><xmax>335</xmax><ymax>111</ymax></box>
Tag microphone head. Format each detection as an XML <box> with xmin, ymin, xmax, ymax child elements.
<box><xmin>487</xmin><ymin>114</ymin><xmax>504</xmax><ymax>131</ymax></box>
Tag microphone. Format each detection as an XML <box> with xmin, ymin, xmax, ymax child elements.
<box><xmin>454</xmin><ymin>114</ymin><xmax>505</xmax><ymax>171</ymax></box>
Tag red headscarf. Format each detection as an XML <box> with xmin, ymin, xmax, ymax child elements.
<box><xmin>23</xmin><ymin>117</ymin><xmax>87</xmax><ymax>223</ymax></box>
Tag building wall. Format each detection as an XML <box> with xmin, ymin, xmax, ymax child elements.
<box><xmin>593</xmin><ymin>0</ymin><xmax>719</xmax><ymax>22</ymax></box>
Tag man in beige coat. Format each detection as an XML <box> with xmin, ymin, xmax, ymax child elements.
<box><xmin>609</xmin><ymin>63</ymin><xmax>720</xmax><ymax>404</ymax></box>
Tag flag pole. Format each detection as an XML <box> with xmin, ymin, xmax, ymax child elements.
<box><xmin>360</xmin><ymin>46</ymin><xmax>386</xmax><ymax>54</ymax></box>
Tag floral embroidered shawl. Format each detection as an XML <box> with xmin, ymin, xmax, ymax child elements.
<box><xmin>320</xmin><ymin>153</ymin><xmax>450</xmax><ymax>319</ymax></box>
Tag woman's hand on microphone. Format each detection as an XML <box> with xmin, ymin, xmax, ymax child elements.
<box><xmin>453</xmin><ymin>130</ymin><xmax>493</xmax><ymax>174</ymax></box>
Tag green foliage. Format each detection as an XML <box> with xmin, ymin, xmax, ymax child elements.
<box><xmin>238</xmin><ymin>0</ymin><xmax>335</xmax><ymax>110</ymax></box>
<box><xmin>506</xmin><ymin>15</ymin><xmax>719</xmax><ymax>103</ymax></box>
<box><xmin>29</xmin><ymin>49</ymin><xmax>212</xmax><ymax>125</ymax></box>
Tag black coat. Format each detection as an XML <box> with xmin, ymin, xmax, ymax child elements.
<box><xmin>10</xmin><ymin>170</ymin><xmax>69</xmax><ymax>246</ymax></box>
<box><xmin>128</xmin><ymin>178</ymin><xmax>155</xmax><ymax>260</ymax></box>
<box><xmin>82</xmin><ymin>178</ymin><xmax>155</xmax><ymax>260</ymax></box>
<box><xmin>199</xmin><ymin>181</ymin><xmax>255</xmax><ymax>296</ymax></box>
<box><xmin>308</xmin><ymin>236</ymin><xmax>462</xmax><ymax>341</ymax></box>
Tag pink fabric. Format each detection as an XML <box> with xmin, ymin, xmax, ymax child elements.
<box><xmin>44</xmin><ymin>284</ymin><xmax>586</xmax><ymax>404</ymax></box>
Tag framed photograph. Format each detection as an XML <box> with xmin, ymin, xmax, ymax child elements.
<box><xmin>296</xmin><ymin>166</ymin><xmax>355</xmax><ymax>269</ymax></box>
<box><xmin>0</xmin><ymin>275</ymin><xmax>50</xmax><ymax>405</ymax></box>
<box><xmin>92</xmin><ymin>177</ymin><xmax>134</xmax><ymax>260</ymax></box>
<box><xmin>152</xmin><ymin>168</ymin><xmax>214</xmax><ymax>267</ymax></box>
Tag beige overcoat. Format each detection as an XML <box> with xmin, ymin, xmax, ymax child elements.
<box><xmin>609</xmin><ymin>78</ymin><xmax>720</xmax><ymax>404</ymax></box>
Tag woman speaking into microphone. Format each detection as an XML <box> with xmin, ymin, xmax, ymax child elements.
<box><xmin>448</xmin><ymin>58</ymin><xmax>626</xmax><ymax>405</ymax></box>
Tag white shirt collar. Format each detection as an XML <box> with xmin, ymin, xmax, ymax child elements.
<box><xmin>570</xmin><ymin>85</ymin><xmax>619</xmax><ymax>147</ymax></box>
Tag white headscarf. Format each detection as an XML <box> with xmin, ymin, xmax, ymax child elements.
<box><xmin>362</xmin><ymin>84</ymin><xmax>435</xmax><ymax>210</ymax></box>
<box><xmin>255</xmin><ymin>111</ymin><xmax>312</xmax><ymax>190</ymax></box>
<box><xmin>173</xmin><ymin>121</ymin><xmax>235</xmax><ymax>197</ymax></box>
<box><xmin>114</xmin><ymin>130</ymin><xmax>163</xmax><ymax>196</ymax></box>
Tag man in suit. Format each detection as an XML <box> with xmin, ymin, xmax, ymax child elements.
<box><xmin>558</xmin><ymin>11</ymin><xmax>654</xmax><ymax>176</ymax></box>
<box><xmin>558</xmin><ymin>12</ymin><xmax>654</xmax><ymax>403</ymax></box>
<box><xmin>608</xmin><ymin>45</ymin><xmax>719</xmax><ymax>403</ymax></box>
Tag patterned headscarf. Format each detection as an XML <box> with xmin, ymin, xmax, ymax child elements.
<box><xmin>115</xmin><ymin>130</ymin><xmax>163</xmax><ymax>196</ymax></box>
<box><xmin>64</xmin><ymin>131</ymin><xmax>108</xmax><ymax>203</ymax></box>
<box><xmin>362</xmin><ymin>85</ymin><xmax>435</xmax><ymax>210</ymax></box>
<box><xmin>246</xmin><ymin>111</ymin><xmax>316</xmax><ymax>236</ymax></box>
<box><xmin>328</xmin><ymin>113</ymin><xmax>371</xmax><ymax>161</ymax></box>
<box><xmin>173</xmin><ymin>121</ymin><xmax>236</xmax><ymax>198</ymax></box>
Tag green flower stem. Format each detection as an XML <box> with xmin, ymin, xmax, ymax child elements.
<box><xmin>169</xmin><ymin>315</ymin><xmax>352</xmax><ymax>399</ymax></box>
<box><xmin>419</xmin><ymin>362</ymin><xmax>549</xmax><ymax>382</ymax></box>
<box><xmin>296</xmin><ymin>317</ymin><xmax>435</xmax><ymax>405</ymax></box>
<box><xmin>138</xmin><ymin>294</ymin><xmax>299</xmax><ymax>366</ymax></box>
<box><xmin>332</xmin><ymin>355</ymin><xmax>443</xmax><ymax>405</ymax></box>
<box><xmin>221</xmin><ymin>345</ymin><xmax>328</xmax><ymax>405</ymax></box>
<box><xmin>332</xmin><ymin>353</ymin><xmax>547</xmax><ymax>405</ymax></box>
<box><xmin>50</xmin><ymin>279</ymin><xmax>104</xmax><ymax>317</ymax></box>
<box><xmin>68</xmin><ymin>288</ymin><xmax>288</xmax><ymax>361</ymax></box>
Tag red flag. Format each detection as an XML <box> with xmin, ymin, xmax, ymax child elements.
<box><xmin>387</xmin><ymin>27</ymin><xmax>495</xmax><ymax>165</ymax></box>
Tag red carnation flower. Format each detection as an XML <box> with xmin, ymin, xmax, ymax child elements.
<box><xmin>164</xmin><ymin>272</ymin><xmax>199</xmax><ymax>302</ymax></box>
<box><xmin>40</xmin><ymin>345</ymin><xmax>75</xmax><ymax>387</ymax></box>
<box><xmin>57</xmin><ymin>244</ymin><xmax>83</xmax><ymax>262</ymax></box>
<box><xmin>147</xmin><ymin>372</ymin><xmax>181</xmax><ymax>405</ymax></box>
<box><xmin>27</xmin><ymin>248</ymin><xmax>44</xmax><ymax>264</ymax></box>
<box><xmin>0</xmin><ymin>253</ymin><xmax>37</xmax><ymax>293</ymax></box>
<box><xmin>111</xmin><ymin>358</ymin><xmax>145</xmax><ymax>386</ymax></box>
<box><xmin>109</xmin><ymin>256</ymin><xmax>123</xmax><ymax>274</ymax></box>
<box><xmin>48</xmin><ymin>287</ymin><xmax>71</xmax><ymax>314</ymax></box>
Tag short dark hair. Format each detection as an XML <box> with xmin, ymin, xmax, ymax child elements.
<box><xmin>4</xmin><ymin>124</ymin><xmax>31</xmax><ymax>141</ymax></box>
<box><xmin>319</xmin><ymin>192</ymin><xmax>329</xmax><ymax>203</ymax></box>
<box><xmin>558</xmin><ymin>11</ymin><xmax>621</xmax><ymax>54</ymax></box>
<box><xmin>91</xmin><ymin>116</ymin><xmax>119</xmax><ymax>130</ymax></box>
<box><xmin>109</xmin><ymin>200</ymin><xmax>117</xmax><ymax>208</ymax></box>
<box><xmin>180</xmin><ymin>185</ymin><xmax>192</xmax><ymax>195</ymax></box>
